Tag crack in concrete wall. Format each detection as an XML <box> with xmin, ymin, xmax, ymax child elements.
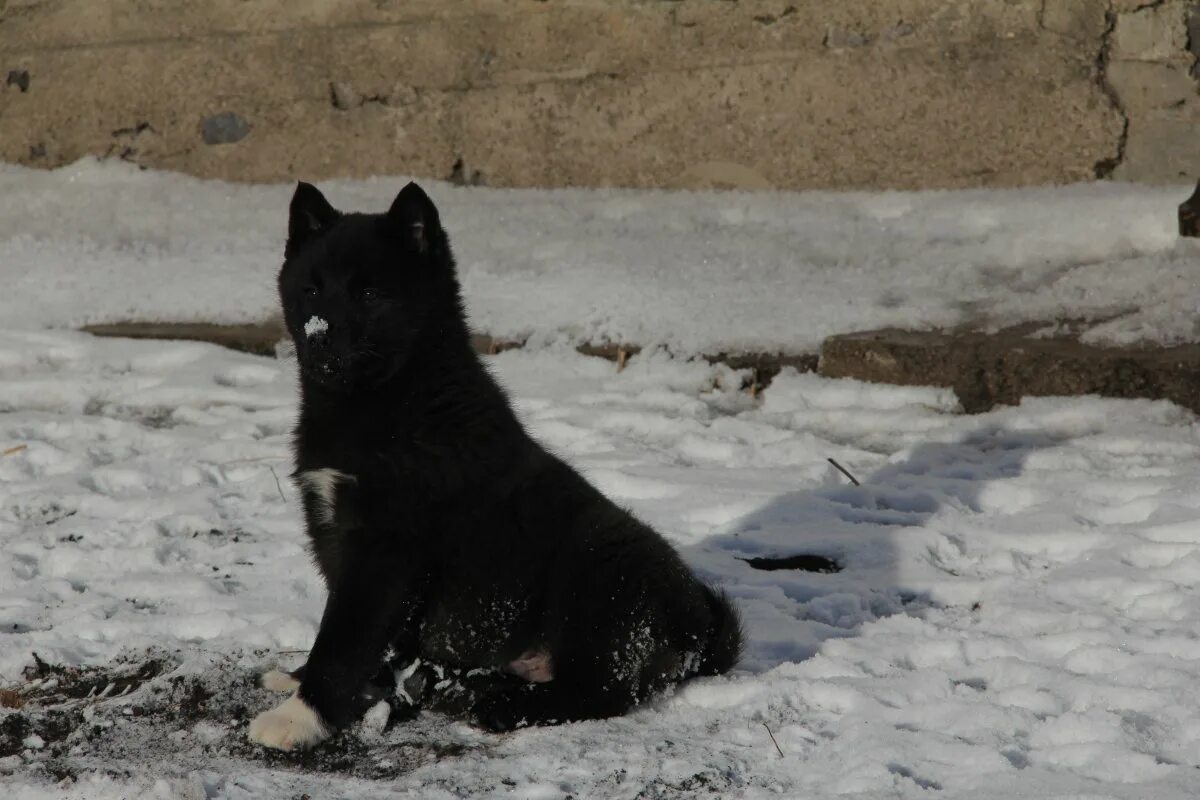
<box><xmin>1101</xmin><ymin>0</ymin><xmax>1200</xmax><ymax>182</ymax></box>
<box><xmin>1095</xmin><ymin>5</ymin><xmax>1131</xmax><ymax>178</ymax></box>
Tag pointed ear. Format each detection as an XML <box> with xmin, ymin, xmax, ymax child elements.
<box><xmin>286</xmin><ymin>182</ymin><xmax>340</xmax><ymax>258</ymax></box>
<box><xmin>385</xmin><ymin>182</ymin><xmax>442</xmax><ymax>254</ymax></box>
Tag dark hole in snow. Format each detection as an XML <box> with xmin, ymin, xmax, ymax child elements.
<box><xmin>739</xmin><ymin>554</ymin><xmax>841</xmax><ymax>573</ymax></box>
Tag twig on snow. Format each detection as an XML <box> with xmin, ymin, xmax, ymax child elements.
<box><xmin>217</xmin><ymin>456</ymin><xmax>290</xmax><ymax>501</ymax></box>
<box><xmin>268</xmin><ymin>466</ymin><xmax>287</xmax><ymax>502</ymax></box>
<box><xmin>763</xmin><ymin>722</ymin><xmax>785</xmax><ymax>758</ymax></box>
<box><xmin>2</xmin><ymin>444</ymin><xmax>28</xmax><ymax>457</ymax></box>
<box><xmin>826</xmin><ymin>457</ymin><xmax>860</xmax><ymax>486</ymax></box>
<box><xmin>221</xmin><ymin>455</ymin><xmax>289</xmax><ymax>465</ymax></box>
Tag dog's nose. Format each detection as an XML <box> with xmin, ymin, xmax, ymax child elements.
<box><xmin>307</xmin><ymin>333</ymin><xmax>336</xmax><ymax>360</ymax></box>
<box><xmin>305</xmin><ymin>333</ymin><xmax>342</xmax><ymax>373</ymax></box>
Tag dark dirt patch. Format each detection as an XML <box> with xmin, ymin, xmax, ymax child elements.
<box><xmin>169</xmin><ymin>673</ymin><xmax>216</xmax><ymax>722</ymax></box>
<box><xmin>20</xmin><ymin>652</ymin><xmax>167</xmax><ymax>703</ymax></box>
<box><xmin>0</xmin><ymin>712</ymin><xmax>33</xmax><ymax>756</ymax></box>
<box><xmin>2</xmin><ymin>654</ymin><xmax>173</xmax><ymax>763</ymax></box>
<box><xmin>1</xmin><ymin>650</ymin><xmax>492</xmax><ymax>788</ymax></box>
<box><xmin>634</xmin><ymin>768</ymin><xmax>742</xmax><ymax>798</ymax></box>
<box><xmin>1</xmin><ymin>703</ymin><xmax>88</xmax><ymax>759</ymax></box>
<box><xmin>9</xmin><ymin>500</ymin><xmax>77</xmax><ymax>526</ymax></box>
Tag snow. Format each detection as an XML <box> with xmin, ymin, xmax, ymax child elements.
<box><xmin>303</xmin><ymin>316</ymin><xmax>327</xmax><ymax>338</ymax></box>
<box><xmin>1</xmin><ymin>158</ymin><xmax>1198</xmax><ymax>353</ymax></box>
<box><xmin>6</xmin><ymin>161</ymin><xmax>1200</xmax><ymax>796</ymax></box>
<box><xmin>4</xmin><ymin>329</ymin><xmax>1200</xmax><ymax>797</ymax></box>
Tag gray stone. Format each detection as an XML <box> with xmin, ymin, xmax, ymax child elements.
<box><xmin>200</xmin><ymin>111</ymin><xmax>250</xmax><ymax>145</ymax></box>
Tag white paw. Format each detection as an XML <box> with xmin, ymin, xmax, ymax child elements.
<box><xmin>248</xmin><ymin>694</ymin><xmax>329</xmax><ymax>751</ymax></box>
<box><xmin>260</xmin><ymin>669</ymin><xmax>301</xmax><ymax>693</ymax></box>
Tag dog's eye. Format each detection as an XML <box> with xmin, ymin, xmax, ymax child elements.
<box><xmin>362</xmin><ymin>288</ymin><xmax>382</xmax><ymax>304</ymax></box>
<box><xmin>303</xmin><ymin>285</ymin><xmax>319</xmax><ymax>298</ymax></box>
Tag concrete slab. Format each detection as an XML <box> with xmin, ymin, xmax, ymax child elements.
<box><xmin>820</xmin><ymin>328</ymin><xmax>1200</xmax><ymax>414</ymax></box>
<box><xmin>78</xmin><ymin>321</ymin><xmax>817</xmax><ymax>392</ymax></box>
<box><xmin>81</xmin><ymin>322</ymin><xmax>287</xmax><ymax>357</ymax></box>
<box><xmin>86</xmin><ymin>321</ymin><xmax>1200</xmax><ymax>415</ymax></box>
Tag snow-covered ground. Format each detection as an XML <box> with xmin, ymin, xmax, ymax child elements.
<box><xmin>6</xmin><ymin>163</ymin><xmax>1200</xmax><ymax>798</ymax></box>
<box><xmin>2</xmin><ymin>159</ymin><xmax>1198</xmax><ymax>353</ymax></box>
<box><xmin>5</xmin><ymin>329</ymin><xmax>1200</xmax><ymax>798</ymax></box>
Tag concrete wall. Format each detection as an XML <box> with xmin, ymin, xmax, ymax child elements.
<box><xmin>0</xmin><ymin>0</ymin><xmax>1196</xmax><ymax>190</ymax></box>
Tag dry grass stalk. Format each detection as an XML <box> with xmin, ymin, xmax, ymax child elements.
<box><xmin>826</xmin><ymin>457</ymin><xmax>861</xmax><ymax>486</ymax></box>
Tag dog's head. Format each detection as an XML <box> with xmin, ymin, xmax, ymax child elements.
<box><xmin>278</xmin><ymin>181</ymin><xmax>456</xmax><ymax>390</ymax></box>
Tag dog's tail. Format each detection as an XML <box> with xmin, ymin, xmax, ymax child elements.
<box><xmin>695</xmin><ymin>585</ymin><xmax>744</xmax><ymax>676</ymax></box>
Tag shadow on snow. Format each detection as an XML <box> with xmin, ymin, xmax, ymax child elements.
<box><xmin>686</xmin><ymin>425</ymin><xmax>1060</xmax><ymax>672</ymax></box>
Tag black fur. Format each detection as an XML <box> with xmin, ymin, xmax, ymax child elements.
<box><xmin>274</xmin><ymin>181</ymin><xmax>742</xmax><ymax>734</ymax></box>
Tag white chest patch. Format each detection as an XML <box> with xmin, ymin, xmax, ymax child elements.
<box><xmin>296</xmin><ymin>468</ymin><xmax>352</xmax><ymax>525</ymax></box>
<box><xmin>248</xmin><ymin>693</ymin><xmax>328</xmax><ymax>752</ymax></box>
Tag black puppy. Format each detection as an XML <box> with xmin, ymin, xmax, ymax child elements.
<box><xmin>248</xmin><ymin>182</ymin><xmax>742</xmax><ymax>750</ymax></box>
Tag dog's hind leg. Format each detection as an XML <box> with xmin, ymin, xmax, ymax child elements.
<box><xmin>471</xmin><ymin>649</ymin><xmax>683</xmax><ymax>732</ymax></box>
<box><xmin>472</xmin><ymin>616</ymin><xmax>689</xmax><ymax>732</ymax></box>
<box><xmin>472</xmin><ymin>678</ymin><xmax>624</xmax><ymax>732</ymax></box>
<box><xmin>472</xmin><ymin>567</ymin><xmax>728</xmax><ymax>732</ymax></box>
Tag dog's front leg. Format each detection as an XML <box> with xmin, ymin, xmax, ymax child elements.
<box><xmin>249</xmin><ymin>533</ymin><xmax>426</xmax><ymax>751</ymax></box>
